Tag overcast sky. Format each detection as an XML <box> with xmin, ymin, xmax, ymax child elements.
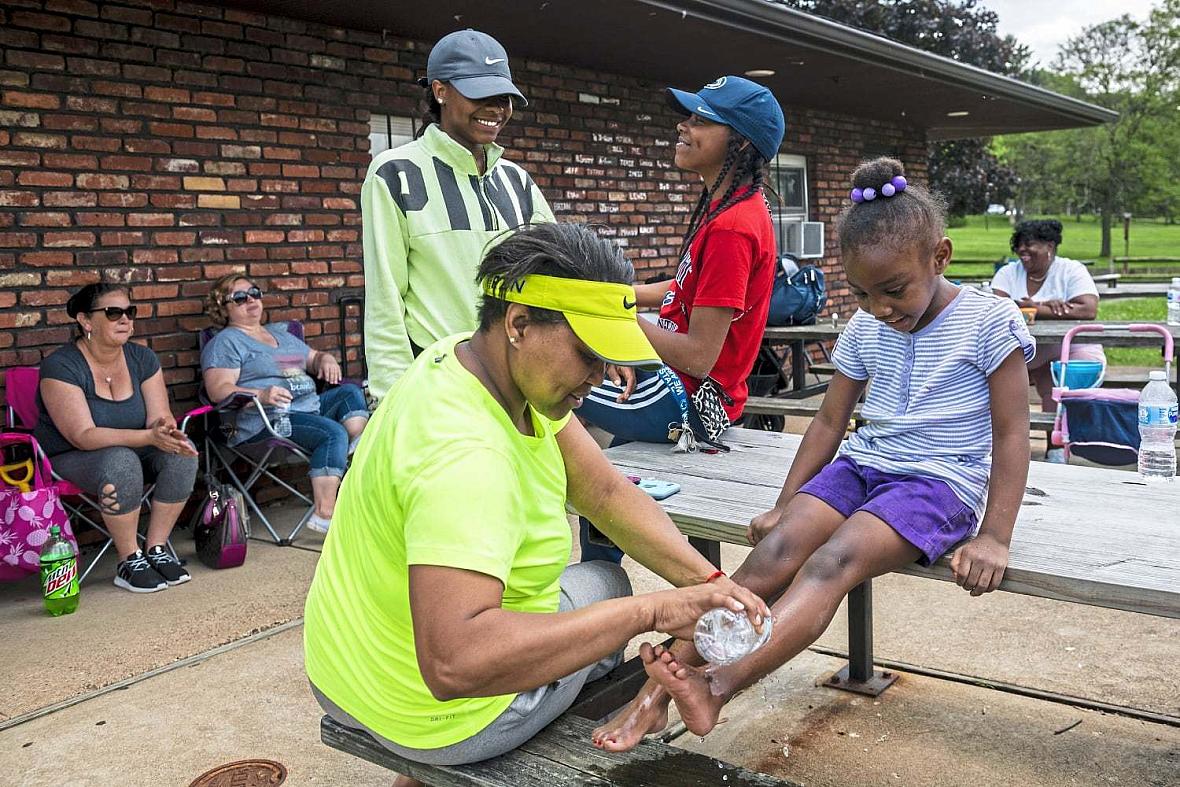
<box><xmin>984</xmin><ymin>0</ymin><xmax>1158</xmax><ymax>67</ymax></box>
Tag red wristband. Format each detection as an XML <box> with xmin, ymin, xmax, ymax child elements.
<box><xmin>704</xmin><ymin>570</ymin><xmax>726</xmax><ymax>583</ymax></box>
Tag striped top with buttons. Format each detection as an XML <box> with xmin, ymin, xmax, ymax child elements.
<box><xmin>831</xmin><ymin>287</ymin><xmax>1035</xmax><ymax>517</ymax></box>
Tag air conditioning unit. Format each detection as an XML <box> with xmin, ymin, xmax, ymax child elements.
<box><xmin>777</xmin><ymin>219</ymin><xmax>825</xmax><ymax>259</ymax></box>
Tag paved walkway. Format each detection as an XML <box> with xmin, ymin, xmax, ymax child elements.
<box><xmin>1</xmin><ymin>501</ymin><xmax>1177</xmax><ymax>786</ymax></box>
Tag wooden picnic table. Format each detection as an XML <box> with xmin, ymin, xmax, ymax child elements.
<box><xmin>763</xmin><ymin>320</ymin><xmax>1180</xmax><ymax>398</ymax></box>
<box><xmin>606</xmin><ymin>427</ymin><xmax>1180</xmax><ymax>694</ymax></box>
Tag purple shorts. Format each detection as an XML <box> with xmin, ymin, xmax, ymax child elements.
<box><xmin>798</xmin><ymin>456</ymin><xmax>977</xmax><ymax>566</ymax></box>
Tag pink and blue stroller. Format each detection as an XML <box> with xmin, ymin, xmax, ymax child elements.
<box><xmin>1050</xmin><ymin>324</ymin><xmax>1175</xmax><ymax>465</ymax></box>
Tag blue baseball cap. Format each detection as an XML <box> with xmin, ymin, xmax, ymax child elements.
<box><xmin>666</xmin><ymin>76</ymin><xmax>785</xmax><ymax>160</ymax></box>
<box><xmin>420</xmin><ymin>29</ymin><xmax>527</xmax><ymax>106</ymax></box>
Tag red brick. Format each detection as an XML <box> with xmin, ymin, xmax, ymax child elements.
<box><xmin>98</xmin><ymin>192</ymin><xmax>147</xmax><ymax>208</ymax></box>
<box><xmin>144</xmin><ymin>86</ymin><xmax>191</xmax><ymax>104</ymax></box>
<box><xmin>76</xmin><ymin>212</ymin><xmax>125</xmax><ymax>227</ymax></box>
<box><xmin>43</xmin><ymin>231</ymin><xmax>95</xmax><ymax>247</ymax></box>
<box><xmin>22</xmin><ymin>251</ymin><xmax>74</xmax><ymax>267</ymax></box>
<box><xmin>17</xmin><ymin>171</ymin><xmax>74</xmax><ymax>188</ymax></box>
<box><xmin>97</xmin><ymin>231</ymin><xmax>144</xmax><ymax>246</ymax></box>
<box><xmin>19</xmin><ymin>212</ymin><xmax>71</xmax><ymax>227</ymax></box>
<box><xmin>244</xmin><ymin>230</ymin><xmax>285</xmax><ymax>244</ymax></box>
<box><xmin>153</xmin><ymin>231</ymin><xmax>197</xmax><ymax>246</ymax></box>
<box><xmin>42</xmin><ymin>114</ymin><xmax>99</xmax><ymax>131</ymax></box>
<box><xmin>127</xmin><ymin>213</ymin><xmax>175</xmax><ymax>227</ymax></box>
<box><xmin>0</xmin><ymin>191</ymin><xmax>39</xmax><ymax>207</ymax></box>
<box><xmin>149</xmin><ymin>122</ymin><xmax>195</xmax><ymax>138</ymax></box>
<box><xmin>173</xmin><ymin>106</ymin><xmax>218</xmax><ymax>122</ymax></box>
<box><xmin>13</xmin><ymin>132</ymin><xmax>67</xmax><ymax>149</ymax></box>
<box><xmin>20</xmin><ymin>289</ymin><xmax>70</xmax><ymax>307</ymax></box>
<box><xmin>43</xmin><ymin>153</ymin><xmax>98</xmax><ymax>169</ymax></box>
<box><xmin>11</xmin><ymin>11</ymin><xmax>72</xmax><ymax>32</ymax></box>
<box><xmin>73</xmin><ymin>136</ymin><xmax>122</xmax><ymax>152</ymax></box>
<box><xmin>45</xmin><ymin>270</ymin><xmax>98</xmax><ymax>287</ymax></box>
<box><xmin>132</xmin><ymin>248</ymin><xmax>178</xmax><ymax>264</ymax></box>
<box><xmin>75</xmin><ymin>173</ymin><xmax>130</xmax><ymax>190</ymax></box>
<box><xmin>0</xmin><ymin>232</ymin><xmax>37</xmax><ymax>248</ymax></box>
<box><xmin>99</xmin><ymin>155</ymin><xmax>153</xmax><ymax>171</ymax></box>
<box><xmin>42</xmin><ymin>191</ymin><xmax>95</xmax><ymax>207</ymax></box>
<box><xmin>6</xmin><ymin>51</ymin><xmax>66</xmax><ymax>71</ymax></box>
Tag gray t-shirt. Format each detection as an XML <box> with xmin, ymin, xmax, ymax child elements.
<box><xmin>200</xmin><ymin>323</ymin><xmax>319</xmax><ymax>445</ymax></box>
<box><xmin>34</xmin><ymin>341</ymin><xmax>162</xmax><ymax>457</ymax></box>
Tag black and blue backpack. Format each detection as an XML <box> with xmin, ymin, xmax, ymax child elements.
<box><xmin>767</xmin><ymin>255</ymin><xmax>826</xmax><ymax>326</ymax></box>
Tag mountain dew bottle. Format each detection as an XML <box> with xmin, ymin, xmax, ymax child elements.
<box><xmin>40</xmin><ymin>525</ymin><xmax>79</xmax><ymax>616</ymax></box>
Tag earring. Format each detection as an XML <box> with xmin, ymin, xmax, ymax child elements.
<box><xmin>85</xmin><ymin>330</ymin><xmax>91</xmax><ymax>342</ymax></box>
<box><xmin>508</xmin><ymin>336</ymin><xmax>517</xmax><ymax>344</ymax></box>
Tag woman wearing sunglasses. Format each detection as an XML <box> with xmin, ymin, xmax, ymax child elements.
<box><xmin>34</xmin><ymin>283</ymin><xmax>199</xmax><ymax>593</ymax></box>
<box><xmin>201</xmin><ymin>274</ymin><xmax>370</xmax><ymax>534</ymax></box>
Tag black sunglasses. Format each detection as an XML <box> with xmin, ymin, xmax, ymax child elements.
<box><xmin>89</xmin><ymin>305</ymin><xmax>138</xmax><ymax>321</ymax></box>
<box><xmin>225</xmin><ymin>287</ymin><xmax>264</xmax><ymax>305</ymax></box>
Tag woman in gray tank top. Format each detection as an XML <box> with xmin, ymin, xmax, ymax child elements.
<box><xmin>35</xmin><ymin>284</ymin><xmax>198</xmax><ymax>594</ymax></box>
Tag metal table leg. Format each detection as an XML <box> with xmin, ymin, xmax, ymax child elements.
<box><xmin>823</xmin><ymin>579</ymin><xmax>898</xmax><ymax>696</ymax></box>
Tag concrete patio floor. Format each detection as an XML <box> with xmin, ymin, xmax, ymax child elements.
<box><xmin>1</xmin><ymin>497</ymin><xmax>1177</xmax><ymax>786</ymax></box>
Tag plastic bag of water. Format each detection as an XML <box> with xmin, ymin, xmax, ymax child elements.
<box><xmin>694</xmin><ymin>608</ymin><xmax>773</xmax><ymax>665</ymax></box>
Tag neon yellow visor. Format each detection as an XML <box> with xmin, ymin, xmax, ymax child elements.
<box><xmin>482</xmin><ymin>274</ymin><xmax>662</xmax><ymax>369</ymax></box>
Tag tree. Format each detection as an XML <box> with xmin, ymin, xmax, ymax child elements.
<box><xmin>785</xmin><ymin>1</ymin><xmax>1029</xmax><ymax>216</ymax></box>
<box><xmin>928</xmin><ymin>139</ymin><xmax>1019</xmax><ymax>217</ymax></box>
<box><xmin>1051</xmin><ymin>1</ymin><xmax>1180</xmax><ymax>254</ymax></box>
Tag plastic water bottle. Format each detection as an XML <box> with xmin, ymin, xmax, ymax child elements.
<box><xmin>693</xmin><ymin>608</ymin><xmax>773</xmax><ymax>665</ymax></box>
<box><xmin>1137</xmin><ymin>371</ymin><xmax>1178</xmax><ymax>482</ymax></box>
<box><xmin>39</xmin><ymin>525</ymin><xmax>79</xmax><ymax>616</ymax></box>
<box><xmin>271</xmin><ymin>404</ymin><xmax>291</xmax><ymax>437</ymax></box>
<box><xmin>1168</xmin><ymin>278</ymin><xmax>1180</xmax><ymax>326</ymax></box>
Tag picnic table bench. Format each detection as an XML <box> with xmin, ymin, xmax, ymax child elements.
<box><xmin>322</xmin><ymin>711</ymin><xmax>797</xmax><ymax>786</ymax></box>
<box><xmin>606</xmin><ymin>428</ymin><xmax>1180</xmax><ymax>695</ymax></box>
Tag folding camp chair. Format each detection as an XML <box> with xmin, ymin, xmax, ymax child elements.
<box><xmin>3</xmin><ymin>365</ymin><xmax>206</xmax><ymax>583</ymax></box>
<box><xmin>196</xmin><ymin>321</ymin><xmax>318</xmax><ymax>545</ymax></box>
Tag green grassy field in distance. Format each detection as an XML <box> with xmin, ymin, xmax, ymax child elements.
<box><xmin>945</xmin><ymin>214</ymin><xmax>1180</xmax><ymax>277</ymax></box>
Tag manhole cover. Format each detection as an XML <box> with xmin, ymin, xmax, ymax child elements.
<box><xmin>188</xmin><ymin>759</ymin><xmax>287</xmax><ymax>787</ymax></box>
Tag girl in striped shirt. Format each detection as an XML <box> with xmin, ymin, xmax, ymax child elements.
<box><xmin>593</xmin><ymin>157</ymin><xmax>1034</xmax><ymax>751</ymax></box>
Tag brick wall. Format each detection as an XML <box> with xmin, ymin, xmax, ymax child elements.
<box><xmin>0</xmin><ymin>0</ymin><xmax>927</xmax><ymax>405</ymax></box>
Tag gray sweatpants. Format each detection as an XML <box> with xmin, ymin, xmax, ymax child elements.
<box><xmin>312</xmin><ymin>559</ymin><xmax>632</xmax><ymax>765</ymax></box>
<box><xmin>51</xmin><ymin>446</ymin><xmax>198</xmax><ymax>515</ymax></box>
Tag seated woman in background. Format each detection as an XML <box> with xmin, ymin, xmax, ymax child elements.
<box><xmin>991</xmin><ymin>220</ymin><xmax>1102</xmax><ymax>460</ymax></box>
<box><xmin>304</xmin><ymin>223</ymin><xmax>768</xmax><ymax>786</ymax></box>
<box><xmin>35</xmin><ymin>283</ymin><xmax>198</xmax><ymax>594</ymax></box>
<box><xmin>201</xmin><ymin>274</ymin><xmax>369</xmax><ymax>534</ymax></box>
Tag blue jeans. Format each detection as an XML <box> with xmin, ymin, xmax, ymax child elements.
<box><xmin>284</xmin><ymin>384</ymin><xmax>369</xmax><ymax>479</ymax></box>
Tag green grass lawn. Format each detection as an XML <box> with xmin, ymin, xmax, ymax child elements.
<box><xmin>1096</xmin><ymin>297</ymin><xmax>1169</xmax><ymax>367</ymax></box>
<box><xmin>946</xmin><ymin>214</ymin><xmax>1180</xmax><ymax>279</ymax></box>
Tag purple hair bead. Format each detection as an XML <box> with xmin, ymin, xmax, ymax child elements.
<box><xmin>891</xmin><ymin>175</ymin><xmax>907</xmax><ymax>191</ymax></box>
<box><xmin>850</xmin><ymin>188</ymin><xmax>864</xmax><ymax>203</ymax></box>
<box><xmin>881</xmin><ymin>183</ymin><xmax>895</xmax><ymax>197</ymax></box>
<box><xmin>863</xmin><ymin>187</ymin><xmax>877</xmax><ymax>201</ymax></box>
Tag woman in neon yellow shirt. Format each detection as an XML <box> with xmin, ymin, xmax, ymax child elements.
<box><xmin>305</xmin><ymin>223</ymin><xmax>767</xmax><ymax>781</ymax></box>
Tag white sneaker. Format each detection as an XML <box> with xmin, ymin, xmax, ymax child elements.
<box><xmin>306</xmin><ymin>513</ymin><xmax>331</xmax><ymax>534</ymax></box>
<box><xmin>347</xmin><ymin>435</ymin><xmax>362</xmax><ymax>457</ymax></box>
<box><xmin>1045</xmin><ymin>448</ymin><xmax>1066</xmax><ymax>464</ymax></box>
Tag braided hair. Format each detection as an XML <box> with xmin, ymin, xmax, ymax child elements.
<box><xmin>677</xmin><ymin>130</ymin><xmax>769</xmax><ymax>261</ymax></box>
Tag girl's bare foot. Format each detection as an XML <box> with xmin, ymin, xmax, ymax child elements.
<box><xmin>591</xmin><ymin>680</ymin><xmax>671</xmax><ymax>752</ymax></box>
<box><xmin>392</xmin><ymin>775</ymin><xmax>424</xmax><ymax>787</ymax></box>
<box><xmin>640</xmin><ymin>643</ymin><xmax>725</xmax><ymax>738</ymax></box>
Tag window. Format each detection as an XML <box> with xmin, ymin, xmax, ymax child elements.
<box><xmin>769</xmin><ymin>154</ymin><xmax>812</xmax><ymax>255</ymax></box>
<box><xmin>368</xmin><ymin>114</ymin><xmax>417</xmax><ymax>156</ymax></box>
<box><xmin>769</xmin><ymin>154</ymin><xmax>808</xmax><ymax>219</ymax></box>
